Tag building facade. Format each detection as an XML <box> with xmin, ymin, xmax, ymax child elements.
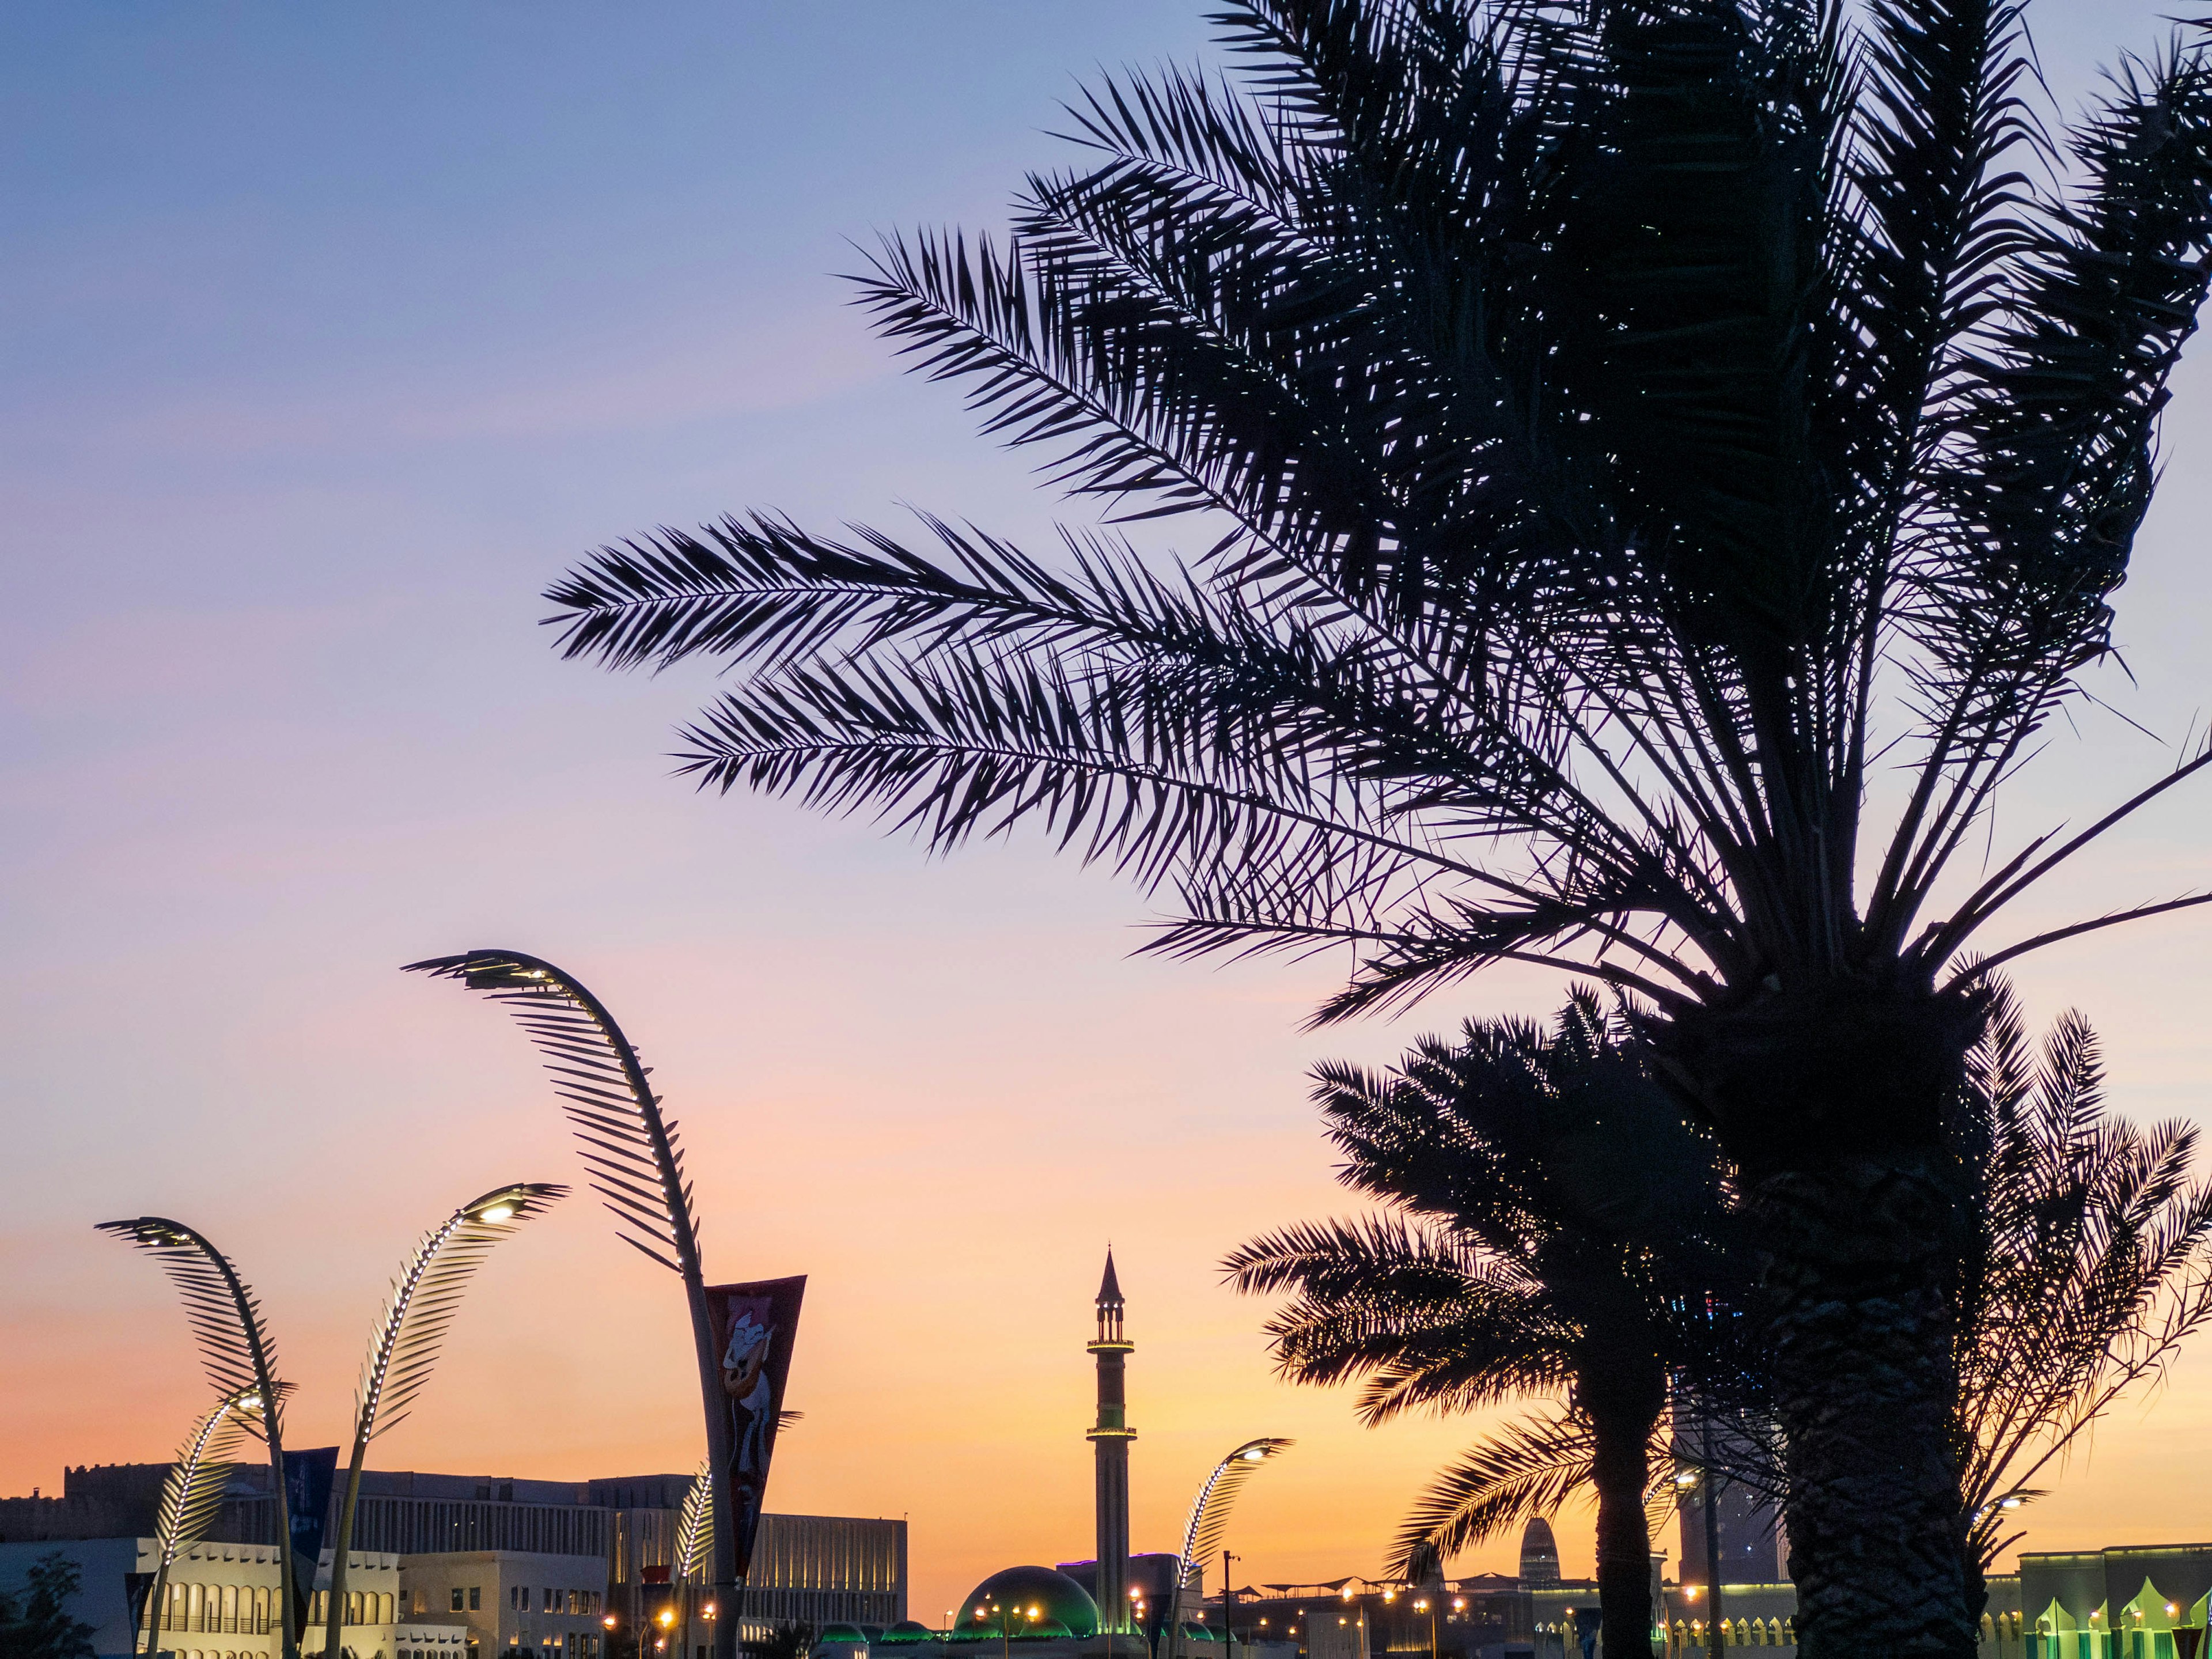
<box><xmin>2</xmin><ymin>1460</ymin><xmax>904</xmax><ymax>1653</ymax></box>
<box><xmin>2020</xmin><ymin>1544</ymin><xmax>2212</xmax><ymax>1659</ymax></box>
<box><xmin>395</xmin><ymin>1548</ymin><xmax>607</xmax><ymax>1659</ymax></box>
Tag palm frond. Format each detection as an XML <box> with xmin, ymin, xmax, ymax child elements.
<box><xmin>1954</xmin><ymin>980</ymin><xmax>2212</xmax><ymax>1566</ymax></box>
<box><xmin>1225</xmin><ymin>1213</ymin><xmax>1572</xmax><ymax>1420</ymax></box>
<box><xmin>403</xmin><ymin>952</ymin><xmax>696</xmax><ymax>1277</ymax></box>
<box><xmin>1177</xmin><ymin>1439</ymin><xmax>1293</xmax><ymax>1589</ymax></box>
<box><xmin>1389</xmin><ymin>1408</ymin><xmax>1596</xmax><ymax>1573</ymax></box>
<box><xmin>355</xmin><ymin>1183</ymin><xmax>566</xmax><ymax>1441</ymax></box>
<box><xmin>95</xmin><ymin>1218</ymin><xmax>286</xmax><ymax>1431</ymax></box>
<box><xmin>675</xmin><ymin>1461</ymin><xmax>713</xmax><ymax>1584</ymax></box>
<box><xmin>153</xmin><ymin>1388</ymin><xmax>260</xmax><ymax>1572</ymax></box>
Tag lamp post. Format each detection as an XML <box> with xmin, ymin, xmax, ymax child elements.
<box><xmin>983</xmin><ymin>1603</ymin><xmax>1038</xmax><ymax>1659</ymax></box>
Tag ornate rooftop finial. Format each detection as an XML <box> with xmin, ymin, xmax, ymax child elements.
<box><xmin>1097</xmin><ymin>1248</ymin><xmax>1125</xmax><ymax>1310</ymax></box>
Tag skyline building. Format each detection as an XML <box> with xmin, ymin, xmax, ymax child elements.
<box><xmin>1516</xmin><ymin>1520</ymin><xmax>1560</xmax><ymax>1589</ymax></box>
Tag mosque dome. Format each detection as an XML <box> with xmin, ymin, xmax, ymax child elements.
<box><xmin>956</xmin><ymin>1567</ymin><xmax>1101</xmax><ymax>1640</ymax></box>
<box><xmin>878</xmin><ymin>1624</ymin><xmax>934</xmax><ymax>1645</ymax></box>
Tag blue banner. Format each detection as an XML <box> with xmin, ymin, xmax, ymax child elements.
<box><xmin>284</xmin><ymin>1447</ymin><xmax>340</xmax><ymax>1578</ymax></box>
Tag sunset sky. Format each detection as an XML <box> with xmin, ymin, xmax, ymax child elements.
<box><xmin>6</xmin><ymin>0</ymin><xmax>2212</xmax><ymax>1627</ymax></box>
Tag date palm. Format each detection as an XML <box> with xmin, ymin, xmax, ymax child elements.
<box><xmin>1374</xmin><ymin>985</ymin><xmax>2212</xmax><ymax>1628</ymax></box>
<box><xmin>1224</xmin><ymin>994</ymin><xmax>1748</xmax><ymax>1659</ymax></box>
<box><xmin>541</xmin><ymin>1</ymin><xmax>2212</xmax><ymax>1648</ymax></box>
<box><xmin>1952</xmin><ymin>988</ymin><xmax>2212</xmax><ymax>1600</ymax></box>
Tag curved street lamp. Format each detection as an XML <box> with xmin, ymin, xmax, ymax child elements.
<box><xmin>142</xmin><ymin>1386</ymin><xmax>266</xmax><ymax>1657</ymax></box>
<box><xmin>1171</xmin><ymin>1441</ymin><xmax>1291</xmax><ymax>1659</ymax></box>
<box><xmin>98</xmin><ymin>1218</ymin><xmax>299</xmax><ymax>1659</ymax></box>
<box><xmin>322</xmin><ymin>1183</ymin><xmax>564</xmax><ymax>1659</ymax></box>
<box><xmin>408</xmin><ymin>950</ymin><xmax>753</xmax><ymax>1659</ymax></box>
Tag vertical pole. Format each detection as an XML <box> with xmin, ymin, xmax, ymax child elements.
<box><xmin>1699</xmin><ymin>1416</ymin><xmax>1722</xmax><ymax>1659</ymax></box>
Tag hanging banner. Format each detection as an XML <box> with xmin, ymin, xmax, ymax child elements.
<box><xmin>283</xmin><ymin>1446</ymin><xmax>340</xmax><ymax>1581</ymax></box>
<box><xmin>704</xmin><ymin>1276</ymin><xmax>805</xmax><ymax>1580</ymax></box>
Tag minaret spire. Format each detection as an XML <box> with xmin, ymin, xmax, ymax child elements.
<box><xmin>1088</xmin><ymin>1249</ymin><xmax>1134</xmax><ymax>1631</ymax></box>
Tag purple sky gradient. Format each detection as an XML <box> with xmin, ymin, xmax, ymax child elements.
<box><xmin>5</xmin><ymin>0</ymin><xmax>2212</xmax><ymax>1620</ymax></box>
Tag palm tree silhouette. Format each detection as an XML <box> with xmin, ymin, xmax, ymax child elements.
<box><xmin>1225</xmin><ymin>994</ymin><xmax>1752</xmax><ymax>1659</ymax></box>
<box><xmin>543</xmin><ymin>2</ymin><xmax>2212</xmax><ymax>1644</ymax></box>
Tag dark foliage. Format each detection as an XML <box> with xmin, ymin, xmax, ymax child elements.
<box><xmin>0</xmin><ymin>1555</ymin><xmax>97</xmax><ymax>1659</ymax></box>
<box><xmin>1226</xmin><ymin>993</ymin><xmax>1753</xmax><ymax>1659</ymax></box>
<box><xmin>746</xmin><ymin>1623</ymin><xmax>816</xmax><ymax>1659</ymax></box>
<box><xmin>1951</xmin><ymin>986</ymin><xmax>2212</xmax><ymax>1575</ymax></box>
<box><xmin>543</xmin><ymin>1</ymin><xmax>2212</xmax><ymax>1647</ymax></box>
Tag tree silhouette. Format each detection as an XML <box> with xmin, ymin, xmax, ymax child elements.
<box><xmin>1226</xmin><ymin>995</ymin><xmax>1752</xmax><ymax>1659</ymax></box>
<box><xmin>544</xmin><ymin>3</ymin><xmax>2212</xmax><ymax>1646</ymax></box>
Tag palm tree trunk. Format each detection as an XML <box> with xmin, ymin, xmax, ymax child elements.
<box><xmin>1756</xmin><ymin>1158</ymin><xmax>1974</xmax><ymax>1659</ymax></box>
<box><xmin>1588</xmin><ymin>1374</ymin><xmax>1664</xmax><ymax>1659</ymax></box>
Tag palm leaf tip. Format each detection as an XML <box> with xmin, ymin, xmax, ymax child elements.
<box><xmin>675</xmin><ymin>1461</ymin><xmax>713</xmax><ymax>1583</ymax></box>
<box><xmin>96</xmin><ymin>1217</ymin><xmax>282</xmax><ymax>1406</ymax></box>
<box><xmin>355</xmin><ymin>1181</ymin><xmax>569</xmax><ymax>1440</ymax></box>
<box><xmin>154</xmin><ymin>1388</ymin><xmax>261</xmax><ymax>1568</ymax></box>
<box><xmin>402</xmin><ymin>949</ymin><xmax>698</xmax><ymax>1279</ymax></box>
<box><xmin>1180</xmin><ymin>1438</ymin><xmax>1293</xmax><ymax>1582</ymax></box>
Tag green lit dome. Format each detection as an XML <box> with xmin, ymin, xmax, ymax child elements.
<box><xmin>878</xmin><ymin>1624</ymin><xmax>934</xmax><ymax>1645</ymax></box>
<box><xmin>956</xmin><ymin>1568</ymin><xmax>1100</xmax><ymax>1641</ymax></box>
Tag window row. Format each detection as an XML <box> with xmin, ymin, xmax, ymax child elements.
<box><xmin>308</xmin><ymin>1591</ymin><xmax>397</xmax><ymax>1627</ymax></box>
<box><xmin>505</xmin><ymin>1588</ymin><xmax>603</xmax><ymax>1615</ymax></box>
<box><xmin>146</xmin><ymin>1583</ymin><xmax>274</xmax><ymax>1635</ymax></box>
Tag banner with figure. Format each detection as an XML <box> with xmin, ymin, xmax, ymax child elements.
<box><xmin>704</xmin><ymin>1276</ymin><xmax>805</xmax><ymax>1580</ymax></box>
<box><xmin>283</xmin><ymin>1444</ymin><xmax>340</xmax><ymax>1634</ymax></box>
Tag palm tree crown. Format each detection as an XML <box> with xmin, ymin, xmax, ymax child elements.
<box><xmin>543</xmin><ymin>1</ymin><xmax>2212</xmax><ymax>1647</ymax></box>
<box><xmin>1226</xmin><ymin>994</ymin><xmax>1747</xmax><ymax>1659</ymax></box>
<box><xmin>551</xmin><ymin>0</ymin><xmax>2212</xmax><ymax>1075</ymax></box>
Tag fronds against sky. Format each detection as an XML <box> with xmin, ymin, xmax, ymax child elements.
<box><xmin>543</xmin><ymin>0</ymin><xmax>2212</xmax><ymax>1029</ymax></box>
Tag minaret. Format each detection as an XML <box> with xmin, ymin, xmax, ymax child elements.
<box><xmin>1087</xmin><ymin>1249</ymin><xmax>1134</xmax><ymax>1631</ymax></box>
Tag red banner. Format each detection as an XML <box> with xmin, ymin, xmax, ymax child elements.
<box><xmin>704</xmin><ymin>1275</ymin><xmax>806</xmax><ymax>1581</ymax></box>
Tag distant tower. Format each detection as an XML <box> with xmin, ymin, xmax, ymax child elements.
<box><xmin>1088</xmin><ymin>1250</ymin><xmax>1135</xmax><ymax>1631</ymax></box>
<box><xmin>1518</xmin><ymin>1516</ymin><xmax>1562</xmax><ymax>1586</ymax></box>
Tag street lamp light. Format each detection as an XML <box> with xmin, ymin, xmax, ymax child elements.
<box><xmin>1173</xmin><ymin>1439</ymin><xmax>1293</xmax><ymax>1658</ymax></box>
<box><xmin>984</xmin><ymin>1601</ymin><xmax>1038</xmax><ymax>1659</ymax></box>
